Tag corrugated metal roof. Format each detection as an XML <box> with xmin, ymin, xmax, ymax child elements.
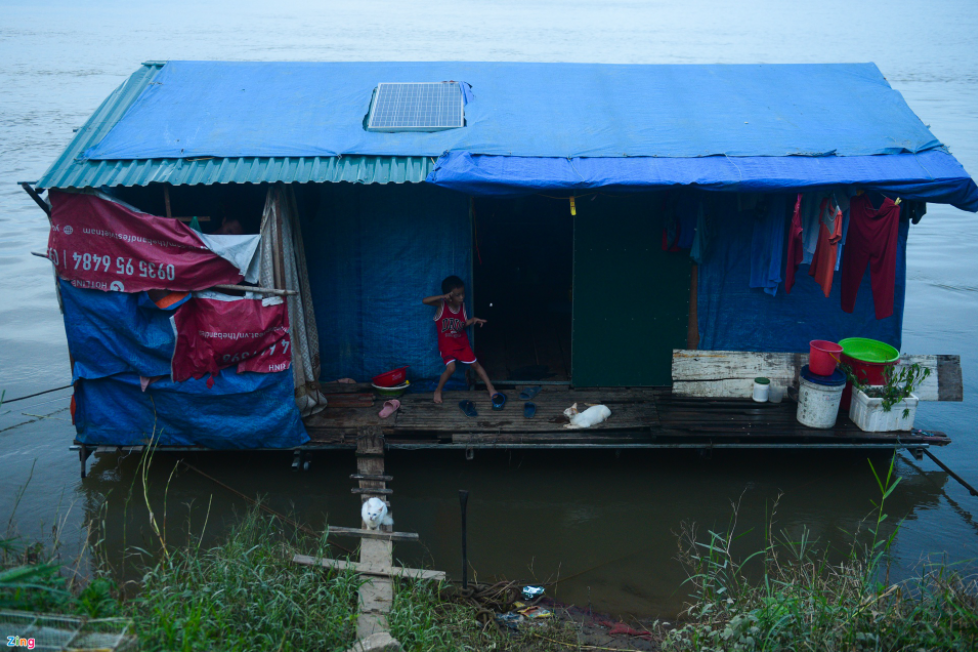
<box><xmin>37</xmin><ymin>62</ymin><xmax>433</xmax><ymax>190</ymax></box>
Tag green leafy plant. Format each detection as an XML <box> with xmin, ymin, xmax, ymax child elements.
<box><xmin>840</xmin><ymin>361</ymin><xmax>931</xmax><ymax>415</ymax></box>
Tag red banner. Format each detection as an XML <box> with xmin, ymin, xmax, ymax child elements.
<box><xmin>47</xmin><ymin>190</ymin><xmax>244</xmax><ymax>292</ymax></box>
<box><xmin>171</xmin><ymin>297</ymin><xmax>291</xmax><ymax>382</ymax></box>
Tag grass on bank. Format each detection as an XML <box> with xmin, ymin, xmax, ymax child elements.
<box><xmin>127</xmin><ymin>507</ymin><xmax>581</xmax><ymax>652</ymax></box>
<box><xmin>663</xmin><ymin>455</ymin><xmax>978</xmax><ymax>651</ymax></box>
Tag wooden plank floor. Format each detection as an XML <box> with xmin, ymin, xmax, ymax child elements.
<box><xmin>303</xmin><ymin>386</ymin><xmax>950</xmax><ymax>447</ymax></box>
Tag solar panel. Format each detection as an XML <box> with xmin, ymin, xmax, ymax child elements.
<box><xmin>367</xmin><ymin>82</ymin><xmax>464</xmax><ymax>132</ymax></box>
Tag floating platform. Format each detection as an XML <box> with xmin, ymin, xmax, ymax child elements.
<box><xmin>301</xmin><ymin>386</ymin><xmax>950</xmax><ymax>451</ymax></box>
<box><xmin>71</xmin><ymin>386</ymin><xmax>951</xmax><ymax>478</ymax></box>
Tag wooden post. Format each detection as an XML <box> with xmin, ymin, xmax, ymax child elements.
<box><xmin>356</xmin><ymin>427</ymin><xmax>393</xmax><ymax>638</ymax></box>
<box><xmin>163</xmin><ymin>186</ymin><xmax>172</xmax><ymax>218</ymax></box>
<box><xmin>687</xmin><ymin>264</ymin><xmax>698</xmax><ymax>350</ymax></box>
<box><xmin>459</xmin><ymin>490</ymin><xmax>469</xmax><ymax>590</ymax></box>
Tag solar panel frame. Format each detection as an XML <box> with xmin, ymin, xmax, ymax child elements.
<box><xmin>366</xmin><ymin>82</ymin><xmax>465</xmax><ymax>132</ymax></box>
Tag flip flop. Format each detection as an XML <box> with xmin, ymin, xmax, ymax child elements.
<box><xmin>459</xmin><ymin>400</ymin><xmax>478</xmax><ymax>418</ymax></box>
<box><xmin>491</xmin><ymin>392</ymin><xmax>507</xmax><ymax>411</ymax></box>
<box><xmin>378</xmin><ymin>399</ymin><xmax>400</xmax><ymax>419</ymax></box>
<box><xmin>518</xmin><ymin>386</ymin><xmax>542</xmax><ymax>401</ymax></box>
<box><xmin>524</xmin><ymin>401</ymin><xmax>536</xmax><ymax>418</ymax></box>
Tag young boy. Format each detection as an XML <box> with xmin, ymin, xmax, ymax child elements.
<box><xmin>422</xmin><ymin>275</ymin><xmax>498</xmax><ymax>404</ymax></box>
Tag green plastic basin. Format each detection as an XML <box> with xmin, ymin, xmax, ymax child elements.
<box><xmin>837</xmin><ymin>337</ymin><xmax>899</xmax><ymax>364</ymax></box>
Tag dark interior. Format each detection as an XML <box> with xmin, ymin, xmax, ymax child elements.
<box><xmin>471</xmin><ymin>195</ymin><xmax>574</xmax><ymax>383</ymax></box>
<box><xmin>111</xmin><ymin>183</ymin><xmax>269</xmax><ymax>235</ymax></box>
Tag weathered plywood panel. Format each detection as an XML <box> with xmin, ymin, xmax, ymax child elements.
<box><xmin>672</xmin><ymin>350</ymin><xmax>805</xmax><ymax>399</ymax></box>
<box><xmin>671</xmin><ymin>350</ymin><xmax>962</xmax><ymax>401</ymax></box>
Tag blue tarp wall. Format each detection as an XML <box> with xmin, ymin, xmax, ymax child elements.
<box><xmin>60</xmin><ymin>280</ymin><xmax>308</xmax><ymax>448</ymax></box>
<box><xmin>695</xmin><ymin>195</ymin><xmax>906</xmax><ymax>352</ymax></box>
<box><xmin>303</xmin><ymin>183</ymin><xmax>472</xmax><ymax>385</ymax></box>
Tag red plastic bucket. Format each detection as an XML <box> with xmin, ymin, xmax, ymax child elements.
<box><xmin>809</xmin><ymin>340</ymin><xmax>843</xmax><ymax>376</ymax></box>
<box><xmin>372</xmin><ymin>366</ymin><xmax>409</xmax><ymax>388</ymax></box>
<box><xmin>838</xmin><ymin>338</ymin><xmax>900</xmax><ymax>410</ymax></box>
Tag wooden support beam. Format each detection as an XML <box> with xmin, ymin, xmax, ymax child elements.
<box><xmin>351</xmin><ymin>487</ymin><xmax>393</xmax><ymax>495</ymax></box>
<box><xmin>293</xmin><ymin>554</ymin><xmax>445</xmax><ymax>581</ymax></box>
<box><xmin>163</xmin><ymin>185</ymin><xmax>172</xmax><ymax>218</ymax></box>
<box><xmin>671</xmin><ymin>349</ymin><xmax>963</xmax><ymax>401</ymax></box>
<box><xmin>210</xmin><ymin>284</ymin><xmax>298</xmax><ymax>296</ymax></box>
<box><xmin>327</xmin><ymin>526</ymin><xmax>418</xmax><ymax>542</ymax></box>
<box><xmin>20</xmin><ymin>182</ymin><xmax>50</xmax><ymax>216</ymax></box>
<box><xmin>350</xmin><ymin>474</ymin><xmax>393</xmax><ymax>482</ymax></box>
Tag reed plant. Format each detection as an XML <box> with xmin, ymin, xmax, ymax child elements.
<box><xmin>664</xmin><ymin>455</ymin><xmax>978</xmax><ymax>651</ymax></box>
<box><xmin>128</xmin><ymin>507</ymin><xmax>362</xmax><ymax>652</ymax></box>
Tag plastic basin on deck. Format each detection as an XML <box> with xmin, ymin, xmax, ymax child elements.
<box><xmin>838</xmin><ymin>337</ymin><xmax>900</xmax><ymax>410</ymax></box>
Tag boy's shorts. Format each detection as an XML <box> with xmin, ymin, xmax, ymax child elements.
<box><xmin>439</xmin><ymin>338</ymin><xmax>477</xmax><ymax>366</ymax></box>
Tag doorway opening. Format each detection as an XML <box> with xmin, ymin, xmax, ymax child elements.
<box><xmin>471</xmin><ymin>196</ymin><xmax>573</xmax><ymax>383</ymax></box>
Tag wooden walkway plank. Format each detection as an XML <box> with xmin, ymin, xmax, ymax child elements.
<box><xmin>327</xmin><ymin>526</ymin><xmax>419</xmax><ymax>542</ymax></box>
<box><xmin>293</xmin><ymin>554</ymin><xmax>446</xmax><ymax>581</ymax></box>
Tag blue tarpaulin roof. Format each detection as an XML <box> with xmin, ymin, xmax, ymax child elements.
<box><xmin>87</xmin><ymin>61</ymin><xmax>941</xmax><ymax>160</ymax></box>
<box><xmin>75</xmin><ymin>60</ymin><xmax>977</xmax><ymax>209</ymax></box>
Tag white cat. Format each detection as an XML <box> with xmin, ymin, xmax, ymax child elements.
<box><xmin>361</xmin><ymin>497</ymin><xmax>394</xmax><ymax>530</ymax></box>
<box><xmin>563</xmin><ymin>403</ymin><xmax>612</xmax><ymax>429</ymax></box>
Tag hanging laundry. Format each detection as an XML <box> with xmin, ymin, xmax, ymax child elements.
<box><xmin>808</xmin><ymin>196</ymin><xmax>844</xmax><ymax>297</ymax></box>
<box><xmin>834</xmin><ymin>207</ymin><xmax>850</xmax><ymax>272</ymax></box>
<box><xmin>749</xmin><ymin>194</ymin><xmax>788</xmax><ymax>296</ymax></box>
<box><xmin>784</xmin><ymin>193</ymin><xmax>804</xmax><ymax>293</ymax></box>
<box><xmin>904</xmin><ymin>200</ymin><xmax>927</xmax><ymax>224</ymax></box>
<box><xmin>799</xmin><ymin>193</ymin><xmax>824</xmax><ymax>265</ymax></box>
<box><xmin>841</xmin><ymin>193</ymin><xmax>901</xmax><ymax>319</ymax></box>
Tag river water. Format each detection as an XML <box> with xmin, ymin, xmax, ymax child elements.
<box><xmin>1</xmin><ymin>0</ymin><xmax>977</xmax><ymax>617</ymax></box>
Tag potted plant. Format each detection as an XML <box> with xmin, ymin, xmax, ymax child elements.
<box><xmin>842</xmin><ymin>362</ymin><xmax>931</xmax><ymax>432</ymax></box>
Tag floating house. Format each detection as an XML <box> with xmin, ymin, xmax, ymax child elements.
<box><xmin>28</xmin><ymin>61</ymin><xmax>975</xmax><ymax>474</ymax></box>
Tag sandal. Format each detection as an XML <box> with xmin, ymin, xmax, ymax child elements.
<box><xmin>524</xmin><ymin>401</ymin><xmax>536</xmax><ymax>418</ymax></box>
<box><xmin>378</xmin><ymin>399</ymin><xmax>400</xmax><ymax>419</ymax></box>
<box><xmin>518</xmin><ymin>386</ymin><xmax>542</xmax><ymax>401</ymax></box>
<box><xmin>459</xmin><ymin>400</ymin><xmax>478</xmax><ymax>418</ymax></box>
<box><xmin>491</xmin><ymin>392</ymin><xmax>507</xmax><ymax>411</ymax></box>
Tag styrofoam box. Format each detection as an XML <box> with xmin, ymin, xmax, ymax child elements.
<box><xmin>849</xmin><ymin>387</ymin><xmax>918</xmax><ymax>432</ymax></box>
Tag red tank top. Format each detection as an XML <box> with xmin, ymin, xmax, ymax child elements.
<box><xmin>434</xmin><ymin>301</ymin><xmax>468</xmax><ymax>348</ymax></box>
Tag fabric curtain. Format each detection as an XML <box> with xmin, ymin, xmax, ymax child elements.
<box><xmin>260</xmin><ymin>184</ymin><xmax>328</xmax><ymax>416</ymax></box>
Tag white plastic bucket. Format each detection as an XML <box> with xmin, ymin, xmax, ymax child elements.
<box><xmin>796</xmin><ymin>374</ymin><xmax>845</xmax><ymax>429</ymax></box>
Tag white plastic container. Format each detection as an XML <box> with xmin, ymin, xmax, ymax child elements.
<box><xmin>752</xmin><ymin>377</ymin><xmax>770</xmax><ymax>402</ymax></box>
<box><xmin>849</xmin><ymin>387</ymin><xmax>918</xmax><ymax>432</ymax></box>
<box><xmin>796</xmin><ymin>365</ymin><xmax>846</xmax><ymax>429</ymax></box>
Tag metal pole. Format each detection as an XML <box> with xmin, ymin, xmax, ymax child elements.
<box><xmin>922</xmin><ymin>449</ymin><xmax>978</xmax><ymax>497</ymax></box>
<box><xmin>459</xmin><ymin>489</ymin><xmax>469</xmax><ymax>590</ymax></box>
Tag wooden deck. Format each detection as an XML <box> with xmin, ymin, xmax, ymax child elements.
<box><xmin>303</xmin><ymin>386</ymin><xmax>951</xmax><ymax>450</ymax></box>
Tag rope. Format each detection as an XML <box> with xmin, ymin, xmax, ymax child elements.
<box><xmin>2</xmin><ymin>384</ymin><xmax>73</xmax><ymax>404</ymax></box>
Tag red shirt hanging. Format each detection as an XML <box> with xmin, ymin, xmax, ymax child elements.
<box><xmin>841</xmin><ymin>194</ymin><xmax>901</xmax><ymax>319</ymax></box>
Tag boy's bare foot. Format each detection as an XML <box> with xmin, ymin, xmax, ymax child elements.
<box><xmin>433</xmin><ymin>390</ymin><xmax>443</xmax><ymax>404</ymax></box>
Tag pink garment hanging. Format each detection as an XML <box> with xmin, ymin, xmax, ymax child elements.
<box><xmin>784</xmin><ymin>193</ymin><xmax>804</xmax><ymax>293</ymax></box>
